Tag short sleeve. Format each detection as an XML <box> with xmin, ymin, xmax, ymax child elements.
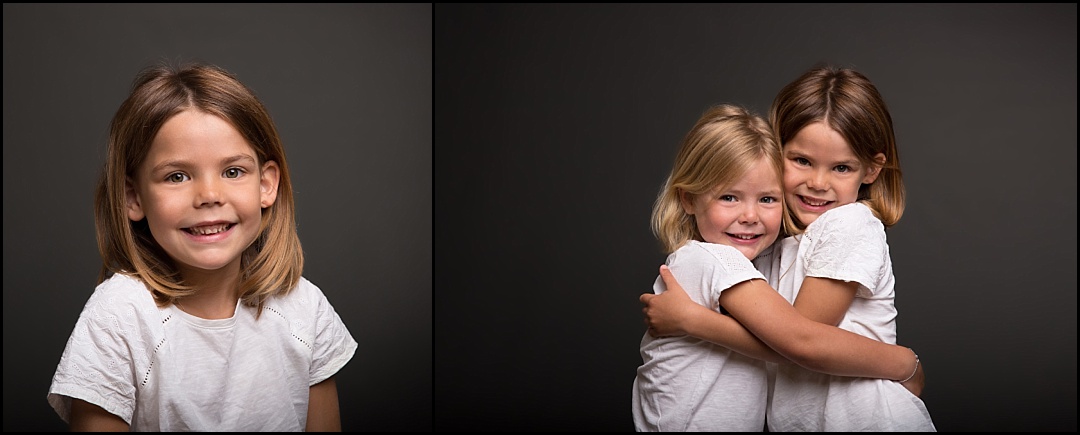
<box><xmin>666</xmin><ymin>241</ymin><xmax>767</xmax><ymax>309</ymax></box>
<box><xmin>305</xmin><ymin>280</ymin><xmax>359</xmax><ymax>386</ymax></box>
<box><xmin>803</xmin><ymin>203</ymin><xmax>887</xmax><ymax>297</ymax></box>
<box><xmin>47</xmin><ymin>286</ymin><xmax>145</xmax><ymax>425</ymax></box>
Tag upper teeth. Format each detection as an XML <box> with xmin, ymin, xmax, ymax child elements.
<box><xmin>189</xmin><ymin>224</ymin><xmax>229</xmax><ymax>235</ymax></box>
<box><xmin>732</xmin><ymin>234</ymin><xmax>756</xmax><ymax>240</ymax></box>
<box><xmin>804</xmin><ymin>197</ymin><xmax>829</xmax><ymax>206</ymax></box>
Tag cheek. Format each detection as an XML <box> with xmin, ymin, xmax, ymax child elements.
<box><xmin>693</xmin><ymin>211</ymin><xmax>712</xmax><ymax>232</ymax></box>
<box><xmin>242</xmin><ymin>186</ymin><xmax>268</xmax><ymax>214</ymax></box>
<box><xmin>782</xmin><ymin>171</ymin><xmax>799</xmax><ymax>191</ymax></box>
<box><xmin>841</xmin><ymin>179</ymin><xmax>864</xmax><ymax>201</ymax></box>
<box><xmin>763</xmin><ymin>207</ymin><xmax>784</xmax><ymax>230</ymax></box>
<box><xmin>696</xmin><ymin>207</ymin><xmax>727</xmax><ymax>234</ymax></box>
<box><xmin>141</xmin><ymin>193</ymin><xmax>179</xmax><ymax>222</ymax></box>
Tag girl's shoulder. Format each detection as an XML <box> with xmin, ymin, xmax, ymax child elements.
<box><xmin>266</xmin><ymin>276</ymin><xmax>337</xmax><ymax>313</ymax></box>
<box><xmin>675</xmin><ymin>240</ymin><xmax>746</xmax><ymax>262</ymax></box>
<box><xmin>671</xmin><ymin>240</ymin><xmax>758</xmax><ymax>274</ymax></box>
<box><xmin>85</xmin><ymin>272</ymin><xmax>158</xmax><ymax>311</ymax></box>
<box><xmin>275</xmin><ymin>275</ymin><xmax>324</xmax><ymax>299</ymax></box>
<box><xmin>262</xmin><ymin>277</ymin><xmax>352</xmax><ymax>344</ymax></box>
<box><xmin>823</xmin><ymin>201</ymin><xmax>876</xmax><ymax>220</ymax></box>
<box><xmin>72</xmin><ymin>273</ymin><xmax>164</xmax><ymax>340</ymax></box>
<box><xmin>804</xmin><ymin>202</ymin><xmax>887</xmax><ymax>252</ymax></box>
<box><xmin>808</xmin><ymin>202</ymin><xmax>883</xmax><ymax>233</ymax></box>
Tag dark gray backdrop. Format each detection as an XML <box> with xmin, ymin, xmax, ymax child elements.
<box><xmin>434</xmin><ymin>3</ymin><xmax>1076</xmax><ymax>432</ymax></box>
<box><xmin>3</xmin><ymin>4</ymin><xmax>431</xmax><ymax>432</ymax></box>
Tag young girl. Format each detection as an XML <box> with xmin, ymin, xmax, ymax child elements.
<box><xmin>632</xmin><ymin>104</ymin><xmax>923</xmax><ymax>432</ymax></box>
<box><xmin>642</xmin><ymin>66</ymin><xmax>936</xmax><ymax>431</ymax></box>
<box><xmin>47</xmin><ymin>62</ymin><xmax>358</xmax><ymax>431</ymax></box>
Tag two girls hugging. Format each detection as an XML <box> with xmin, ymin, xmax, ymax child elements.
<box><xmin>632</xmin><ymin>65</ymin><xmax>936</xmax><ymax>432</ymax></box>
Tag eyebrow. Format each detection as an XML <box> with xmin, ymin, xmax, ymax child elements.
<box><xmin>150</xmin><ymin>154</ymin><xmax>257</xmax><ymax>174</ymax></box>
<box><xmin>785</xmin><ymin>150</ymin><xmax>860</xmax><ymax>167</ymax></box>
<box><xmin>725</xmin><ymin>188</ymin><xmax>783</xmax><ymax>197</ymax></box>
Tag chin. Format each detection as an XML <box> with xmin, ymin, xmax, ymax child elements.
<box><xmin>182</xmin><ymin>257</ymin><xmax>240</xmax><ymax>272</ymax></box>
<box><xmin>796</xmin><ymin>212</ymin><xmax>821</xmax><ymax>226</ymax></box>
<box><xmin>736</xmin><ymin>245</ymin><xmax>763</xmax><ymax>260</ymax></box>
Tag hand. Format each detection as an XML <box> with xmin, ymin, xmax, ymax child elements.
<box><xmin>639</xmin><ymin>265</ymin><xmax>699</xmax><ymax>337</ymax></box>
<box><xmin>898</xmin><ymin>355</ymin><xmax>925</xmax><ymax>397</ymax></box>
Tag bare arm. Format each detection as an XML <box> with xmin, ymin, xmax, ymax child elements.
<box><xmin>640</xmin><ymin>272</ymin><xmax>788</xmax><ymax>364</ymax></box>
<box><xmin>642</xmin><ymin>265</ymin><xmax>924</xmax><ymax>394</ymax></box>
<box><xmin>792</xmin><ymin>276</ymin><xmax>856</xmax><ymax>326</ymax></box>
<box><xmin>306</xmin><ymin>376</ymin><xmax>342</xmax><ymax>431</ymax></box>
<box><xmin>790</xmin><ymin>275</ymin><xmax>924</xmax><ymax>395</ymax></box>
<box><xmin>69</xmin><ymin>398</ymin><xmax>129</xmax><ymax>432</ymax></box>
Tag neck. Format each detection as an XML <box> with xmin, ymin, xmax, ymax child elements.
<box><xmin>175</xmin><ymin>257</ymin><xmax>243</xmax><ymax>320</ymax></box>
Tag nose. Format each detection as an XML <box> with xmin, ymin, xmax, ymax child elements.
<box><xmin>806</xmin><ymin>168</ymin><xmax>830</xmax><ymax>191</ymax></box>
<box><xmin>738</xmin><ymin>203</ymin><xmax>759</xmax><ymax>224</ymax></box>
<box><xmin>193</xmin><ymin>177</ymin><xmax>224</xmax><ymax>208</ymax></box>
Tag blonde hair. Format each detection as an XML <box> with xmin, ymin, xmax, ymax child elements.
<box><xmin>94</xmin><ymin>61</ymin><xmax>303</xmax><ymax>315</ymax></box>
<box><xmin>651</xmin><ymin>104</ymin><xmax>785</xmax><ymax>254</ymax></box>
<box><xmin>770</xmin><ymin>65</ymin><xmax>905</xmax><ymax>230</ymax></box>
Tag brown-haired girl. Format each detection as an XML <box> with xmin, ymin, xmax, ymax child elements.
<box><xmin>47</xmin><ymin>62</ymin><xmax>356</xmax><ymax>431</ymax></box>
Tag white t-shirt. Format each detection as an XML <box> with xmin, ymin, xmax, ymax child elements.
<box><xmin>47</xmin><ymin>273</ymin><xmax>358</xmax><ymax>431</ymax></box>
<box><xmin>633</xmin><ymin>240</ymin><xmax>773</xmax><ymax>432</ymax></box>
<box><xmin>765</xmin><ymin>202</ymin><xmax>936</xmax><ymax>431</ymax></box>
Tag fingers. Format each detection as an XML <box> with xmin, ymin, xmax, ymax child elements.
<box><xmin>659</xmin><ymin>265</ymin><xmax>689</xmax><ymax>298</ymax></box>
<box><xmin>659</xmin><ymin>265</ymin><xmax>677</xmax><ymax>290</ymax></box>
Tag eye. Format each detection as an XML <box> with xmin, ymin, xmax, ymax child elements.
<box><xmin>718</xmin><ymin>194</ymin><xmax>737</xmax><ymax>202</ymax></box>
<box><xmin>834</xmin><ymin>165</ymin><xmax>851</xmax><ymax>173</ymax></box>
<box><xmin>793</xmin><ymin>157</ymin><xmax>810</xmax><ymax>166</ymax></box>
<box><xmin>166</xmin><ymin>172</ymin><xmax>189</xmax><ymax>183</ymax></box>
<box><xmin>224</xmin><ymin>167</ymin><xmax>244</xmax><ymax>178</ymax></box>
<box><xmin>760</xmin><ymin>196</ymin><xmax>778</xmax><ymax>204</ymax></box>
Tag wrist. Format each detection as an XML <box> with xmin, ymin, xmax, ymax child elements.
<box><xmin>681</xmin><ymin>303</ymin><xmax>714</xmax><ymax>336</ymax></box>
<box><xmin>899</xmin><ymin>348</ymin><xmax>919</xmax><ymax>383</ymax></box>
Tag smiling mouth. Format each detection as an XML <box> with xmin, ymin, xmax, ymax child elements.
<box><xmin>726</xmin><ymin>233</ymin><xmax>762</xmax><ymax>241</ymax></box>
<box><xmin>183</xmin><ymin>223</ymin><xmax>234</xmax><ymax>235</ymax></box>
<box><xmin>798</xmin><ymin>195</ymin><xmax>833</xmax><ymax>207</ymax></box>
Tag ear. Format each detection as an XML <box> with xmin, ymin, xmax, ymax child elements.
<box><xmin>260</xmin><ymin>160</ymin><xmax>281</xmax><ymax>209</ymax></box>
<box><xmin>862</xmin><ymin>153</ymin><xmax>886</xmax><ymax>184</ymax></box>
<box><xmin>126</xmin><ymin>176</ymin><xmax>146</xmax><ymax>222</ymax></box>
<box><xmin>678</xmin><ymin>189</ymin><xmax>696</xmax><ymax>215</ymax></box>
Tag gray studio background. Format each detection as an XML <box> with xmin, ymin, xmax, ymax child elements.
<box><xmin>3</xmin><ymin>4</ymin><xmax>430</xmax><ymax>432</ymax></box>
<box><xmin>434</xmin><ymin>3</ymin><xmax>1077</xmax><ymax>432</ymax></box>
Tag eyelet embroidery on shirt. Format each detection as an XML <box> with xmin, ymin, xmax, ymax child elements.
<box><xmin>141</xmin><ymin>360</ymin><xmax>154</xmax><ymax>385</ymax></box>
<box><xmin>264</xmin><ymin>305</ymin><xmax>287</xmax><ymax>321</ymax></box>
<box><xmin>162</xmin><ymin>314</ymin><xmax>172</xmax><ymax>324</ymax></box>
<box><xmin>141</xmin><ymin>337</ymin><xmax>166</xmax><ymax>386</ymax></box>
<box><xmin>292</xmin><ymin>333</ymin><xmax>312</xmax><ymax>351</ymax></box>
<box><xmin>265</xmin><ymin>306</ymin><xmax>312</xmax><ymax>351</ymax></box>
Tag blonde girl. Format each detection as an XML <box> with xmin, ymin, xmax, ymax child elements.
<box><xmin>633</xmin><ymin>104</ymin><xmax>921</xmax><ymax>432</ymax></box>
<box><xmin>47</xmin><ymin>62</ymin><xmax>357</xmax><ymax>431</ymax></box>
<box><xmin>642</xmin><ymin>66</ymin><xmax>936</xmax><ymax>431</ymax></box>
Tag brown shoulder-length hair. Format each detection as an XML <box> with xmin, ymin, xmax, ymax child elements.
<box><xmin>94</xmin><ymin>61</ymin><xmax>303</xmax><ymax>315</ymax></box>
<box><xmin>769</xmin><ymin>65</ymin><xmax>906</xmax><ymax>230</ymax></box>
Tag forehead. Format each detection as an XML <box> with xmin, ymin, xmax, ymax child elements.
<box><xmin>713</xmin><ymin>157</ymin><xmax>782</xmax><ymax>193</ymax></box>
<box><xmin>145</xmin><ymin>110</ymin><xmax>256</xmax><ymax>162</ymax></box>
<box><xmin>785</xmin><ymin>122</ymin><xmax>856</xmax><ymax>159</ymax></box>
<box><xmin>737</xmin><ymin>157</ymin><xmax>781</xmax><ymax>183</ymax></box>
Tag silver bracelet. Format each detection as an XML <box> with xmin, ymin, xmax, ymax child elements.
<box><xmin>899</xmin><ymin>349</ymin><xmax>920</xmax><ymax>383</ymax></box>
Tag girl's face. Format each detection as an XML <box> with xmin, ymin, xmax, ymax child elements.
<box><xmin>782</xmin><ymin>122</ymin><xmax>882</xmax><ymax>227</ymax></box>
<box><xmin>680</xmin><ymin>157</ymin><xmax>783</xmax><ymax>260</ymax></box>
<box><xmin>125</xmin><ymin>109</ymin><xmax>279</xmax><ymax>275</ymax></box>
